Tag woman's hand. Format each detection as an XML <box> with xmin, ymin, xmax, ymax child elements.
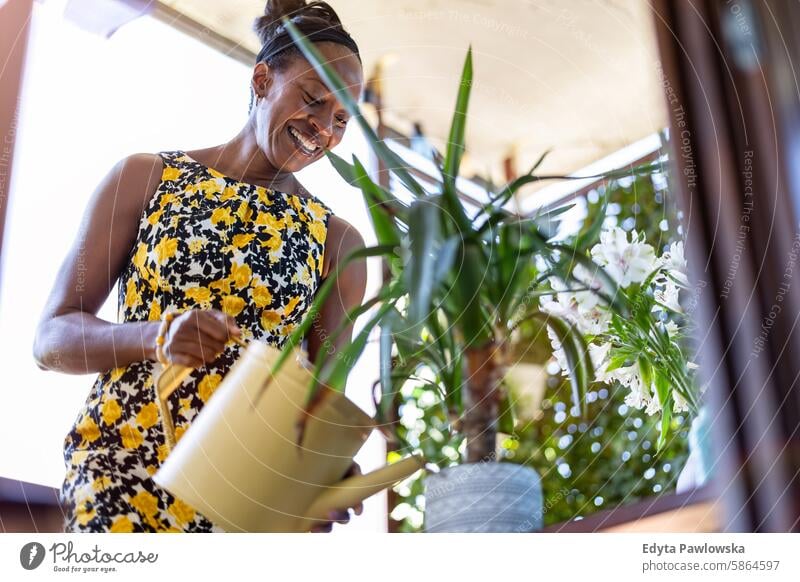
<box><xmin>163</xmin><ymin>308</ymin><xmax>241</xmax><ymax>368</ymax></box>
<box><xmin>308</xmin><ymin>461</ymin><xmax>364</xmax><ymax>533</ymax></box>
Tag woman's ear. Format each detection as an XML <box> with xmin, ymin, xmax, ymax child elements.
<box><xmin>251</xmin><ymin>62</ymin><xmax>273</xmax><ymax>102</ymax></box>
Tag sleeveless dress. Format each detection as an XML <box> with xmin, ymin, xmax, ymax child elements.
<box><xmin>58</xmin><ymin>150</ymin><xmax>334</xmax><ymax>532</ymax></box>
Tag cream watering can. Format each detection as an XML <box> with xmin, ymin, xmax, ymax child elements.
<box><xmin>152</xmin><ymin>338</ymin><xmax>425</xmax><ymax>532</ymax></box>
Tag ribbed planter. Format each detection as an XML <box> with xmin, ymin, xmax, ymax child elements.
<box><xmin>423</xmin><ymin>462</ymin><xmax>543</xmax><ymax>532</ymax></box>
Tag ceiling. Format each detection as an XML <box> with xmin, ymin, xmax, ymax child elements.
<box><xmin>156</xmin><ymin>0</ymin><xmax>667</xmax><ymax>186</ymax></box>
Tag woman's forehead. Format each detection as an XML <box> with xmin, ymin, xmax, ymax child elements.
<box><xmin>290</xmin><ymin>44</ymin><xmax>363</xmax><ymax>92</ymax></box>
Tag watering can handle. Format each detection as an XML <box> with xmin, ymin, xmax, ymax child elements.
<box><xmin>154</xmin><ymin>337</ymin><xmax>312</xmax><ymax>451</ymax></box>
<box><xmin>154</xmin><ymin>336</ymin><xmax>256</xmax><ymax>451</ymax></box>
<box><xmin>303</xmin><ymin>453</ymin><xmax>426</xmax><ymax>526</ymax></box>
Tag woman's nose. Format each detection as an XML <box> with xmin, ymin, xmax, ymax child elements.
<box><xmin>309</xmin><ymin>116</ymin><xmax>333</xmax><ymax>140</ymax></box>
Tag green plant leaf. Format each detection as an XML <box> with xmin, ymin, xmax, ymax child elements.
<box><xmin>404</xmin><ymin>199</ymin><xmax>442</xmax><ymax>327</ymax></box>
<box><xmin>442</xmin><ymin>46</ymin><xmax>473</xmax><ymax>196</ymax></box>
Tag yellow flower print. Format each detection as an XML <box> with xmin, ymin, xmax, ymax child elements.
<box><xmin>236</xmin><ymin>200</ymin><xmax>253</xmax><ymax>222</ymax></box>
<box><xmin>187</xmin><ymin>238</ymin><xmax>206</xmax><ymax>254</ymax></box>
<box><xmin>110</xmin><ymin>516</ymin><xmax>134</xmax><ymax>533</ymax></box>
<box><xmin>155</xmin><ymin>236</ymin><xmax>178</xmax><ymax>264</ymax></box>
<box><xmin>76</xmin><ymin>415</ymin><xmax>100</xmax><ymax>444</ymax></box>
<box><xmin>119</xmin><ymin>423</ymin><xmax>144</xmax><ymax>449</ymax></box>
<box><xmin>255</xmin><ymin>211</ymin><xmax>285</xmax><ymax>230</ymax></box>
<box><xmin>260</xmin><ymin>310</ymin><xmax>282</xmax><ymax>330</ymax></box>
<box><xmin>101</xmin><ymin>398</ymin><xmax>122</xmax><ymax>426</ymax></box>
<box><xmin>110</xmin><ymin>366</ymin><xmax>126</xmax><ymax>382</ymax></box>
<box><xmin>159</xmin><ymin>192</ymin><xmax>174</xmax><ymax>208</ymax></box>
<box><xmin>136</xmin><ymin>402</ymin><xmax>159</xmax><ymax>430</ymax></box>
<box><xmin>309</xmin><ymin>221</ymin><xmax>327</xmax><ymax>244</ymax></box>
<box><xmin>146</xmin><ymin>465</ymin><xmax>157</xmax><ymax>476</ymax></box>
<box><xmin>207</xmin><ymin>167</ymin><xmax>225</xmax><ymax>180</ymax></box>
<box><xmin>124</xmin><ymin>278</ymin><xmax>141</xmax><ymax>309</ymax></box>
<box><xmin>221</xmin><ymin>186</ymin><xmax>238</xmax><ymax>201</ymax></box>
<box><xmin>231</xmin><ymin>262</ymin><xmax>252</xmax><ymax>289</ymax></box>
<box><xmin>174</xmin><ymin>423</ymin><xmax>187</xmax><ymax>443</ymax></box>
<box><xmin>221</xmin><ymin>295</ymin><xmax>245</xmax><ymax>317</ymax></box>
<box><xmin>251</xmin><ymin>284</ymin><xmax>273</xmax><ymax>308</ymax></box>
<box><xmin>198</xmin><ymin>178</ymin><xmax>223</xmax><ymax>197</ymax></box>
<box><xmin>284</xmin><ymin>296</ymin><xmax>301</xmax><ymax>316</ymax></box>
<box><xmin>92</xmin><ymin>475</ymin><xmax>113</xmax><ymax>492</ymax></box>
<box><xmin>76</xmin><ymin>498</ymin><xmax>96</xmax><ymax>526</ymax></box>
<box><xmin>289</xmin><ymin>196</ymin><xmax>304</xmax><ymax>214</ymax></box>
<box><xmin>130</xmin><ymin>491</ymin><xmax>159</xmax><ymax>516</ymax></box>
<box><xmin>148</xmin><ymin>298</ymin><xmax>162</xmax><ymax>321</ymax></box>
<box><xmin>260</xmin><ymin>233</ymin><xmax>282</xmax><ymax>251</ymax></box>
<box><xmin>211</xmin><ymin>206</ymin><xmax>235</xmax><ymax>226</ymax></box>
<box><xmin>71</xmin><ymin>450</ymin><xmax>90</xmax><ymax>464</ymax></box>
<box><xmin>185</xmin><ymin>286</ymin><xmax>211</xmax><ymax>304</ymax></box>
<box><xmin>168</xmin><ymin>499</ymin><xmax>196</xmax><ymax>525</ymax></box>
<box><xmin>307</xmin><ymin>200</ymin><xmax>327</xmax><ymax>220</ymax></box>
<box><xmin>210</xmin><ymin>277</ymin><xmax>232</xmax><ymax>295</ymax></box>
<box><xmin>306</xmin><ymin>253</ymin><xmax>315</xmax><ymax>273</ymax></box>
<box><xmin>147</xmin><ymin>208</ymin><xmax>164</xmax><ymax>226</ymax></box>
<box><xmin>232</xmin><ymin>233</ymin><xmax>255</xmax><ymax>248</ymax></box>
<box><xmin>157</xmin><ymin>443</ymin><xmax>170</xmax><ymax>464</ymax></box>
<box><xmin>132</xmin><ymin>243</ymin><xmax>149</xmax><ymax>273</ymax></box>
<box><xmin>198</xmin><ymin>373</ymin><xmax>222</xmax><ymax>403</ymax></box>
<box><xmin>255</xmin><ymin>188</ymin><xmax>272</xmax><ymax>205</ymax></box>
<box><xmin>162</xmin><ymin>166</ymin><xmax>181</xmax><ymax>181</ymax></box>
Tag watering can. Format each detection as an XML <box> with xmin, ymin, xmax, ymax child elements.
<box><xmin>152</xmin><ymin>338</ymin><xmax>425</xmax><ymax>532</ymax></box>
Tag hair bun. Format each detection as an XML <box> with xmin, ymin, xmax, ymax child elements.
<box><xmin>253</xmin><ymin>1</ymin><xmax>342</xmax><ymax>45</ymax></box>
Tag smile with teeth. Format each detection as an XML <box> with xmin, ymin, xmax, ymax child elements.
<box><xmin>288</xmin><ymin>126</ymin><xmax>320</xmax><ymax>156</ymax></box>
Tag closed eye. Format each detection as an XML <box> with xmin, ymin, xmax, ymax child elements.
<box><xmin>303</xmin><ymin>92</ymin><xmax>324</xmax><ymax>107</ymax></box>
<box><xmin>304</xmin><ymin>91</ymin><xmax>347</xmax><ymax>128</ymax></box>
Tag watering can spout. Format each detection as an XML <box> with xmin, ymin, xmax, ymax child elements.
<box><xmin>303</xmin><ymin>454</ymin><xmax>426</xmax><ymax>524</ymax></box>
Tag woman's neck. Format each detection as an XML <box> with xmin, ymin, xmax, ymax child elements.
<box><xmin>198</xmin><ymin>127</ymin><xmax>298</xmax><ymax>193</ymax></box>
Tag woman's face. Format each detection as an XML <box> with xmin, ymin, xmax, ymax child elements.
<box><xmin>252</xmin><ymin>42</ymin><xmax>363</xmax><ymax>174</ymax></box>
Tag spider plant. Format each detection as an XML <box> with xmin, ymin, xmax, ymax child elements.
<box><xmin>261</xmin><ymin>19</ymin><xmax>658</xmax><ymax>463</ymax></box>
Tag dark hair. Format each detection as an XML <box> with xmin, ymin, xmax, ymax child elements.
<box><xmin>248</xmin><ymin>0</ymin><xmax>361</xmax><ymax>112</ymax></box>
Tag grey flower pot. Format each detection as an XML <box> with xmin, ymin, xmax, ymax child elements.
<box><xmin>423</xmin><ymin>462</ymin><xmax>543</xmax><ymax>532</ymax></box>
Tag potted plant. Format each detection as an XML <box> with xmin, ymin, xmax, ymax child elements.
<box><xmin>264</xmin><ymin>20</ymin><xmax>658</xmax><ymax>532</ymax></box>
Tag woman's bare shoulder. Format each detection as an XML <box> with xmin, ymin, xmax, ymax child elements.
<box><xmin>320</xmin><ymin>215</ymin><xmax>365</xmax><ymax>279</ymax></box>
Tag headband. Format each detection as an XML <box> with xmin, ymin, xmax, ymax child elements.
<box><xmin>255</xmin><ymin>20</ymin><xmax>361</xmax><ymax>64</ymax></box>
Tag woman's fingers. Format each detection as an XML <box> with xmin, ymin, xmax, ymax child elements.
<box><xmin>309</xmin><ymin>509</ymin><xmax>352</xmax><ymax>532</ymax></box>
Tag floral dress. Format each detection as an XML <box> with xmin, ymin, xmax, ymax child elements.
<box><xmin>59</xmin><ymin>150</ymin><xmax>334</xmax><ymax>532</ymax></box>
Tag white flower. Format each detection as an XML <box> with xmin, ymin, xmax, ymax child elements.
<box><xmin>645</xmin><ymin>390</ymin><xmax>662</xmax><ymax>416</ymax></box>
<box><xmin>659</xmin><ymin>241</ymin><xmax>689</xmax><ymax>285</ymax></box>
<box><xmin>588</xmin><ymin>342</ymin><xmax>612</xmax><ymax>379</ymax></box>
<box><xmin>571</xmin><ymin>264</ymin><xmax>604</xmax><ymax>311</ymax></box>
<box><xmin>665</xmin><ymin>321</ymin><xmax>680</xmax><ymax>337</ymax></box>
<box><xmin>546</xmin><ymin>326</ymin><xmax>570</xmax><ymax>374</ymax></box>
<box><xmin>653</xmin><ymin>279</ymin><xmax>682</xmax><ymax>313</ymax></box>
<box><xmin>541</xmin><ymin>275</ymin><xmax>611</xmax><ymax>335</ymax></box>
<box><xmin>673</xmin><ymin>390</ymin><xmax>689</xmax><ymax>413</ymax></box>
<box><xmin>590</xmin><ymin>228</ymin><xmax>657</xmax><ymax>288</ymax></box>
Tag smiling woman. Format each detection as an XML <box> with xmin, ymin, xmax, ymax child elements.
<box><xmin>31</xmin><ymin>0</ymin><xmax>367</xmax><ymax>533</ymax></box>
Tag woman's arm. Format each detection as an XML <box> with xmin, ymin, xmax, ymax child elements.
<box><xmin>305</xmin><ymin>215</ymin><xmax>368</xmax><ymax>367</ymax></box>
<box><xmin>32</xmin><ymin>153</ymin><xmax>166</xmax><ymax>374</ymax></box>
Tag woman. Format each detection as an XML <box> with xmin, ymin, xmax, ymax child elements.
<box><xmin>32</xmin><ymin>0</ymin><xmax>367</xmax><ymax>533</ymax></box>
